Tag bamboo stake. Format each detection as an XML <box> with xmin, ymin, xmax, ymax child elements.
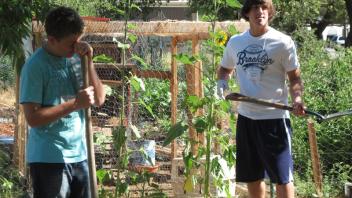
<box><xmin>81</xmin><ymin>55</ymin><xmax>98</xmax><ymax>198</ymax></box>
<box><xmin>307</xmin><ymin>119</ymin><xmax>323</xmax><ymax>198</ymax></box>
<box><xmin>170</xmin><ymin>37</ymin><xmax>178</xmax><ymax>159</ymax></box>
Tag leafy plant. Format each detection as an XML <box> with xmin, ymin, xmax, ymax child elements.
<box><xmin>93</xmin><ymin>1</ymin><xmax>167</xmax><ymax>197</ymax></box>
<box><xmin>163</xmin><ymin>1</ymin><xmax>241</xmax><ymax>197</ymax></box>
<box><xmin>290</xmin><ymin>27</ymin><xmax>352</xmax><ymax>197</ymax></box>
<box><xmin>0</xmin><ymin>147</ymin><xmax>27</xmax><ymax>197</ymax></box>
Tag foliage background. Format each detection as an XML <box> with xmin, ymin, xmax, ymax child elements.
<box><xmin>0</xmin><ymin>0</ymin><xmax>352</xmax><ymax>197</ymax></box>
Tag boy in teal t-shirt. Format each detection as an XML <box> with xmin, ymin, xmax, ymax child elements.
<box><xmin>20</xmin><ymin>6</ymin><xmax>105</xmax><ymax>198</ymax></box>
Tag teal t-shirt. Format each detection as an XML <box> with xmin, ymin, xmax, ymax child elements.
<box><xmin>20</xmin><ymin>48</ymin><xmax>87</xmax><ymax>163</ymax></box>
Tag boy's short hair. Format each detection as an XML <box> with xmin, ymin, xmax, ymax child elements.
<box><xmin>241</xmin><ymin>0</ymin><xmax>276</xmax><ymax>21</ymax></box>
<box><xmin>45</xmin><ymin>6</ymin><xmax>84</xmax><ymax>40</ymax></box>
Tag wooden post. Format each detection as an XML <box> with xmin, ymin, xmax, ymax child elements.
<box><xmin>192</xmin><ymin>35</ymin><xmax>205</xmax><ymax>146</ymax></box>
<box><xmin>345</xmin><ymin>182</ymin><xmax>352</xmax><ymax>198</ymax></box>
<box><xmin>81</xmin><ymin>56</ymin><xmax>98</xmax><ymax>198</ymax></box>
<box><xmin>308</xmin><ymin>119</ymin><xmax>323</xmax><ymax>197</ymax></box>
<box><xmin>170</xmin><ymin>37</ymin><xmax>178</xmax><ymax>160</ymax></box>
<box><xmin>14</xmin><ymin>75</ymin><xmax>27</xmax><ymax>176</ymax></box>
<box><xmin>185</xmin><ymin>35</ymin><xmax>201</xmax><ymax>156</ymax></box>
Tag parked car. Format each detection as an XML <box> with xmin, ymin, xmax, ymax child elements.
<box><xmin>327</xmin><ymin>35</ymin><xmax>345</xmax><ymax>45</ymax></box>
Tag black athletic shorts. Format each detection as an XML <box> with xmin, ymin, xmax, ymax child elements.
<box><xmin>235</xmin><ymin>114</ymin><xmax>294</xmax><ymax>185</ymax></box>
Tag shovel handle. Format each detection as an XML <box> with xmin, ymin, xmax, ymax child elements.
<box><xmin>81</xmin><ymin>55</ymin><xmax>98</xmax><ymax>198</ymax></box>
<box><xmin>225</xmin><ymin>92</ymin><xmax>325</xmax><ymax>121</ymax></box>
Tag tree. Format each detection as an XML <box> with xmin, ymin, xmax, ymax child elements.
<box><xmin>346</xmin><ymin>0</ymin><xmax>352</xmax><ymax>47</ymax></box>
<box><xmin>188</xmin><ymin>0</ymin><xmax>242</xmax><ymax>20</ymax></box>
<box><xmin>271</xmin><ymin>0</ymin><xmax>347</xmax><ymax>40</ymax></box>
<box><xmin>310</xmin><ymin>0</ymin><xmax>346</xmax><ymax>39</ymax></box>
<box><xmin>0</xmin><ymin>0</ymin><xmax>32</xmax><ymax>73</ymax></box>
<box><xmin>94</xmin><ymin>0</ymin><xmax>164</xmax><ymax>21</ymax></box>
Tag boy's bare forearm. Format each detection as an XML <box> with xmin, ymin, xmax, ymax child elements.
<box><xmin>217</xmin><ymin>66</ymin><xmax>233</xmax><ymax>80</ymax></box>
<box><xmin>88</xmin><ymin>59</ymin><xmax>105</xmax><ymax>107</ymax></box>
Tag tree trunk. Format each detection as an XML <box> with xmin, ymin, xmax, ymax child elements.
<box><xmin>312</xmin><ymin>21</ymin><xmax>330</xmax><ymax>39</ymax></box>
<box><xmin>346</xmin><ymin>0</ymin><xmax>352</xmax><ymax>47</ymax></box>
<box><xmin>311</xmin><ymin>7</ymin><xmax>336</xmax><ymax>40</ymax></box>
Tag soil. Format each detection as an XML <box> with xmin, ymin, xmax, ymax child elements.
<box><xmin>0</xmin><ymin>107</ymin><xmax>15</xmax><ymax>137</ymax></box>
<box><xmin>0</xmin><ymin>123</ymin><xmax>14</xmax><ymax>136</ymax></box>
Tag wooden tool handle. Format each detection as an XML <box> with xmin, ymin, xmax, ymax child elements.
<box><xmin>81</xmin><ymin>55</ymin><xmax>98</xmax><ymax>198</ymax></box>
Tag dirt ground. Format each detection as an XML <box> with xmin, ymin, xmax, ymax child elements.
<box><xmin>0</xmin><ymin>123</ymin><xmax>14</xmax><ymax>136</ymax></box>
<box><xmin>0</xmin><ymin>107</ymin><xmax>15</xmax><ymax>137</ymax></box>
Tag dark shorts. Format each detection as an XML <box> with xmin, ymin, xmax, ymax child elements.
<box><xmin>29</xmin><ymin>160</ymin><xmax>90</xmax><ymax>198</ymax></box>
<box><xmin>236</xmin><ymin>114</ymin><xmax>294</xmax><ymax>185</ymax></box>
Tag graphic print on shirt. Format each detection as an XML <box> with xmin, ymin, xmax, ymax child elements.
<box><xmin>237</xmin><ymin>44</ymin><xmax>274</xmax><ymax>83</ymax></box>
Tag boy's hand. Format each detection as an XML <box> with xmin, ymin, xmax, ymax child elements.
<box><xmin>217</xmin><ymin>79</ymin><xmax>229</xmax><ymax>99</ymax></box>
<box><xmin>74</xmin><ymin>41</ymin><xmax>93</xmax><ymax>58</ymax></box>
<box><xmin>75</xmin><ymin>86</ymin><xmax>95</xmax><ymax>109</ymax></box>
<box><xmin>292</xmin><ymin>97</ymin><xmax>305</xmax><ymax>116</ymax></box>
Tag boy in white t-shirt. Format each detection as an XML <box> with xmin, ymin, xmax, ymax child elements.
<box><xmin>217</xmin><ymin>0</ymin><xmax>305</xmax><ymax>197</ymax></box>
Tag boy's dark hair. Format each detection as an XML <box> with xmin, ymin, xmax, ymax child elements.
<box><xmin>45</xmin><ymin>6</ymin><xmax>84</xmax><ymax>40</ymax></box>
<box><xmin>241</xmin><ymin>0</ymin><xmax>276</xmax><ymax>21</ymax></box>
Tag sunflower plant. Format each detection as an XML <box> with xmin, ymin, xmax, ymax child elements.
<box><xmin>163</xmin><ymin>0</ymin><xmax>242</xmax><ymax>197</ymax></box>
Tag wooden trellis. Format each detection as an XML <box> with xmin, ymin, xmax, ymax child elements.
<box><xmin>15</xmin><ymin>20</ymin><xmax>249</xmax><ymax>175</ymax></box>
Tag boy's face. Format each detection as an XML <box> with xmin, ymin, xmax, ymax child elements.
<box><xmin>246</xmin><ymin>3</ymin><xmax>270</xmax><ymax>28</ymax></box>
<box><xmin>48</xmin><ymin>33</ymin><xmax>82</xmax><ymax>58</ymax></box>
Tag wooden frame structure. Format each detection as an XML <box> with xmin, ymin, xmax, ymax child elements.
<box><xmin>15</xmin><ymin>20</ymin><xmax>249</xmax><ymax>174</ymax></box>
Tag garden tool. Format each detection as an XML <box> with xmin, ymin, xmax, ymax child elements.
<box><xmin>225</xmin><ymin>92</ymin><xmax>352</xmax><ymax>123</ymax></box>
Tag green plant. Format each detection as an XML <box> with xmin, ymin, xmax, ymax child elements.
<box><xmin>0</xmin><ymin>55</ymin><xmax>15</xmax><ymax>90</ymax></box>
<box><xmin>290</xmin><ymin>27</ymin><xmax>352</xmax><ymax>197</ymax></box>
<box><xmin>163</xmin><ymin>1</ymin><xmax>241</xmax><ymax>197</ymax></box>
<box><xmin>0</xmin><ymin>147</ymin><xmax>27</xmax><ymax>197</ymax></box>
<box><xmin>93</xmin><ymin>1</ymin><xmax>168</xmax><ymax>197</ymax></box>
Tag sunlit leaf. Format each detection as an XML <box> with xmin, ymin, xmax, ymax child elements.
<box><xmin>127</xmin><ymin>23</ymin><xmax>137</xmax><ymax>30</ymax></box>
<box><xmin>184</xmin><ymin>175</ymin><xmax>195</xmax><ymax>192</ymax></box>
<box><xmin>112</xmin><ymin>126</ymin><xmax>127</xmax><ymax>154</ymax></box>
<box><xmin>92</xmin><ymin>54</ymin><xmax>115</xmax><ymax>63</ymax></box>
<box><xmin>175</xmin><ymin>53</ymin><xmax>199</xmax><ymax>65</ymax></box>
<box><xmin>96</xmin><ymin>169</ymin><xmax>108</xmax><ymax>184</ymax></box>
<box><xmin>163</xmin><ymin>122</ymin><xmax>188</xmax><ymax>146</ymax></box>
<box><xmin>130</xmin><ymin>124</ymin><xmax>141</xmax><ymax>139</ymax></box>
<box><xmin>138</xmin><ymin>98</ymin><xmax>155</xmax><ymax>119</ymax></box>
<box><xmin>226</xmin><ymin>0</ymin><xmax>242</xmax><ymax>8</ymax></box>
<box><xmin>116</xmin><ymin>9</ymin><xmax>125</xmax><ymax>16</ymax></box>
<box><xmin>130</xmin><ymin>76</ymin><xmax>145</xmax><ymax>92</ymax></box>
<box><xmin>127</xmin><ymin>33</ymin><xmax>138</xmax><ymax>43</ymax></box>
<box><xmin>103</xmin><ymin>85</ymin><xmax>113</xmax><ymax>96</ymax></box>
<box><xmin>131</xmin><ymin>3</ymin><xmax>142</xmax><ymax>12</ymax></box>
<box><xmin>131</xmin><ymin>54</ymin><xmax>149</xmax><ymax>68</ymax></box>
<box><xmin>117</xmin><ymin>41</ymin><xmax>130</xmax><ymax>49</ymax></box>
<box><xmin>186</xmin><ymin>95</ymin><xmax>204</xmax><ymax>113</ymax></box>
<box><xmin>227</xmin><ymin>25</ymin><xmax>239</xmax><ymax>36</ymax></box>
<box><xmin>219</xmin><ymin>100</ymin><xmax>231</xmax><ymax>112</ymax></box>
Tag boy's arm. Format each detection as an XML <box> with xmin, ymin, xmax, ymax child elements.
<box><xmin>22</xmin><ymin>87</ymin><xmax>94</xmax><ymax>128</ymax></box>
<box><xmin>87</xmin><ymin>57</ymin><xmax>105</xmax><ymax>107</ymax></box>
<box><xmin>287</xmin><ymin>68</ymin><xmax>305</xmax><ymax>116</ymax></box>
<box><xmin>217</xmin><ymin>66</ymin><xmax>233</xmax><ymax>80</ymax></box>
<box><xmin>75</xmin><ymin>41</ymin><xmax>106</xmax><ymax>106</ymax></box>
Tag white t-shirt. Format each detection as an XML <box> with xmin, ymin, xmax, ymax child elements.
<box><xmin>221</xmin><ymin>27</ymin><xmax>300</xmax><ymax>120</ymax></box>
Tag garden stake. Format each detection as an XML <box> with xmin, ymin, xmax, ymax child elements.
<box><xmin>308</xmin><ymin>120</ymin><xmax>323</xmax><ymax>197</ymax></box>
<box><xmin>81</xmin><ymin>55</ymin><xmax>98</xmax><ymax>198</ymax></box>
<box><xmin>225</xmin><ymin>92</ymin><xmax>352</xmax><ymax>123</ymax></box>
